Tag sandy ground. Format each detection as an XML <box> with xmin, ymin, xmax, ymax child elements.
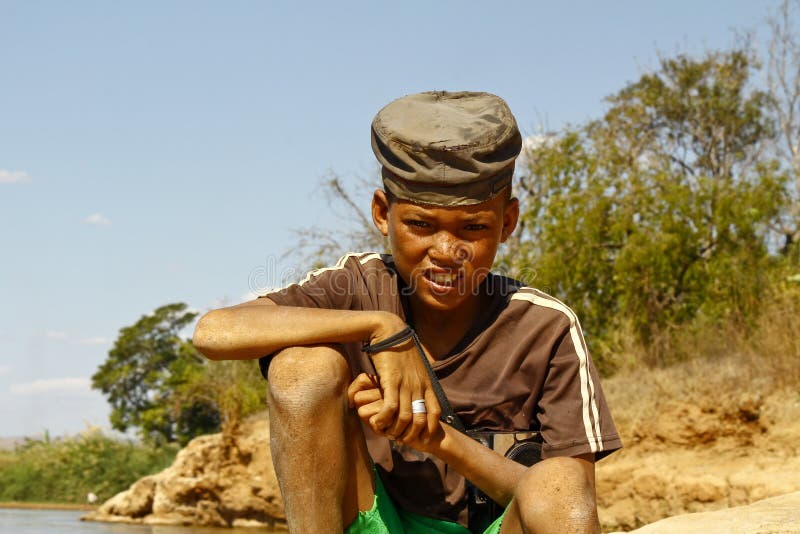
<box><xmin>595</xmin><ymin>364</ymin><xmax>800</xmax><ymax>532</ymax></box>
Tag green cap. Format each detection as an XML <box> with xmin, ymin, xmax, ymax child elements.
<box><xmin>371</xmin><ymin>91</ymin><xmax>521</xmax><ymax>207</ymax></box>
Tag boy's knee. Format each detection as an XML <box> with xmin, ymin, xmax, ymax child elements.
<box><xmin>513</xmin><ymin>456</ymin><xmax>598</xmax><ymax>533</ymax></box>
<box><xmin>267</xmin><ymin>345</ymin><xmax>350</xmax><ymax>411</ymax></box>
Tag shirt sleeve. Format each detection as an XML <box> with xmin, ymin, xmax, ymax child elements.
<box><xmin>536</xmin><ymin>317</ymin><xmax>622</xmax><ymax>460</ymax></box>
<box><xmin>264</xmin><ymin>254</ymin><xmax>362</xmax><ymax>311</ymax></box>
<box><xmin>256</xmin><ymin>254</ymin><xmax>363</xmax><ymax>377</ymax></box>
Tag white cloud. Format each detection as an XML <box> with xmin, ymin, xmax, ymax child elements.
<box><xmin>10</xmin><ymin>377</ymin><xmax>93</xmax><ymax>396</ymax></box>
<box><xmin>517</xmin><ymin>133</ymin><xmax>559</xmax><ymax>169</ymax></box>
<box><xmin>0</xmin><ymin>365</ymin><xmax>11</xmax><ymax>377</ymax></box>
<box><xmin>0</xmin><ymin>169</ymin><xmax>31</xmax><ymax>184</ymax></box>
<box><xmin>79</xmin><ymin>336</ymin><xmax>110</xmax><ymax>346</ymax></box>
<box><xmin>82</xmin><ymin>213</ymin><xmax>112</xmax><ymax>226</ymax></box>
<box><xmin>45</xmin><ymin>330</ymin><xmax>69</xmax><ymax>340</ymax></box>
<box><xmin>522</xmin><ymin>133</ymin><xmax>558</xmax><ymax>152</ymax></box>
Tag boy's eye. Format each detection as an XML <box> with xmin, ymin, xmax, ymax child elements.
<box><xmin>405</xmin><ymin>219</ymin><xmax>430</xmax><ymax>228</ymax></box>
<box><xmin>465</xmin><ymin>224</ymin><xmax>488</xmax><ymax>231</ymax></box>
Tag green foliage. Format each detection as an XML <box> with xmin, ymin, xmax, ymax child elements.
<box><xmin>511</xmin><ymin>50</ymin><xmax>791</xmax><ymax>370</ymax></box>
<box><xmin>179</xmin><ymin>358</ymin><xmax>267</xmax><ymax>435</ymax></box>
<box><xmin>92</xmin><ymin>302</ymin><xmax>267</xmax><ymax>445</ymax></box>
<box><xmin>92</xmin><ymin>303</ymin><xmax>220</xmax><ymax>445</ymax></box>
<box><xmin>0</xmin><ymin>430</ymin><xmax>177</xmax><ymax>504</ymax></box>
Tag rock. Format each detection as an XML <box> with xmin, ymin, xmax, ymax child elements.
<box><xmin>610</xmin><ymin>491</ymin><xmax>800</xmax><ymax>533</ymax></box>
<box><xmin>99</xmin><ymin>476</ymin><xmax>156</xmax><ymax>518</ymax></box>
<box><xmin>676</xmin><ymin>474</ymin><xmax>728</xmax><ymax>503</ymax></box>
<box><xmin>82</xmin><ymin>415</ymin><xmax>285</xmax><ymax>528</ymax></box>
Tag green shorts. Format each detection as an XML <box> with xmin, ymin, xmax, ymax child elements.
<box><xmin>345</xmin><ymin>471</ymin><xmax>505</xmax><ymax>534</ymax></box>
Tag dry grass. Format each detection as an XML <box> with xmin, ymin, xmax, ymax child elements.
<box><xmin>602</xmin><ymin>284</ymin><xmax>800</xmax><ymax>443</ymax></box>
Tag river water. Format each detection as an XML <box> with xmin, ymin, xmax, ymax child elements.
<box><xmin>0</xmin><ymin>509</ymin><xmax>279</xmax><ymax>533</ymax></box>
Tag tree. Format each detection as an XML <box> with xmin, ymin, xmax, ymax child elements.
<box><xmin>766</xmin><ymin>0</ymin><xmax>800</xmax><ymax>255</ymax></box>
<box><xmin>289</xmin><ymin>173</ymin><xmax>388</xmax><ymax>269</ymax></box>
<box><xmin>178</xmin><ymin>358</ymin><xmax>266</xmax><ymax>437</ymax></box>
<box><xmin>92</xmin><ymin>303</ymin><xmax>220</xmax><ymax>445</ymax></box>
<box><xmin>512</xmin><ymin>50</ymin><xmax>789</xmax><ymax>367</ymax></box>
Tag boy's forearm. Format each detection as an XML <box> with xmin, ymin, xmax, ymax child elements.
<box><xmin>193</xmin><ymin>303</ymin><xmax>405</xmax><ymax>360</ymax></box>
<box><xmin>431</xmin><ymin>425</ymin><xmax>527</xmax><ymax>506</ymax></box>
<box><xmin>428</xmin><ymin>426</ymin><xmax>597</xmax><ymax>509</ymax></box>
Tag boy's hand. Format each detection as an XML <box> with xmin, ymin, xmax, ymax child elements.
<box><xmin>366</xmin><ymin>316</ymin><xmax>441</xmax><ymax>444</ymax></box>
<box><xmin>348</xmin><ymin>373</ymin><xmax>444</xmax><ymax>453</ymax></box>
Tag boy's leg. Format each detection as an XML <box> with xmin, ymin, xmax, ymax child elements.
<box><xmin>268</xmin><ymin>345</ymin><xmax>375</xmax><ymax>533</ymax></box>
<box><xmin>498</xmin><ymin>456</ymin><xmax>599</xmax><ymax>534</ymax></box>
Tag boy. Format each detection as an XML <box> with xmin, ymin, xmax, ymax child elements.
<box><xmin>193</xmin><ymin>91</ymin><xmax>621</xmax><ymax>533</ymax></box>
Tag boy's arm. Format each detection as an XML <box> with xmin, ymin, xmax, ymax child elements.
<box><xmin>348</xmin><ymin>373</ymin><xmax>595</xmax><ymax>507</ymax></box>
<box><xmin>433</xmin><ymin>426</ymin><xmax>596</xmax><ymax>507</ymax></box>
<box><xmin>193</xmin><ymin>299</ymin><xmax>442</xmax><ymax>437</ymax></box>
<box><xmin>194</xmin><ymin>297</ymin><xmax>400</xmax><ymax>360</ymax></box>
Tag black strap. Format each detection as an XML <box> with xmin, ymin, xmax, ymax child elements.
<box><xmin>408</xmin><ymin>329</ymin><xmax>466</xmax><ymax>433</ymax></box>
<box><xmin>362</xmin><ymin>326</ymin><xmax>415</xmax><ymax>354</ymax></box>
<box><xmin>362</xmin><ymin>325</ymin><xmax>466</xmax><ymax>433</ymax></box>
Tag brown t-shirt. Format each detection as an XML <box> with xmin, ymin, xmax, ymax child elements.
<box><xmin>260</xmin><ymin>252</ymin><xmax>622</xmax><ymax>525</ymax></box>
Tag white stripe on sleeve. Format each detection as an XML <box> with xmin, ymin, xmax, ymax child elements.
<box><xmin>511</xmin><ymin>289</ymin><xmax>603</xmax><ymax>452</ymax></box>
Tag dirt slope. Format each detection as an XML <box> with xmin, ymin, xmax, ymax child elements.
<box><xmin>596</xmin><ymin>360</ymin><xmax>800</xmax><ymax>531</ymax></box>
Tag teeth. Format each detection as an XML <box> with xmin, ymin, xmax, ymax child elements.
<box><xmin>431</xmin><ymin>273</ymin><xmax>458</xmax><ymax>284</ymax></box>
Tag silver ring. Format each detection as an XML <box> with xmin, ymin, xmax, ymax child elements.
<box><xmin>411</xmin><ymin>399</ymin><xmax>427</xmax><ymax>414</ymax></box>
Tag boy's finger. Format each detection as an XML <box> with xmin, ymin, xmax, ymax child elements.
<box><xmin>387</xmin><ymin>386</ymin><xmax>412</xmax><ymax>441</ymax></box>
<box><xmin>400</xmin><ymin>393</ymin><xmax>427</xmax><ymax>444</ymax></box>
<box><xmin>373</xmin><ymin>381</ymin><xmax>399</xmax><ymax>430</ymax></box>
<box><xmin>358</xmin><ymin>400</ymin><xmax>382</xmax><ymax>421</ymax></box>
<box><xmin>353</xmin><ymin>388</ymin><xmax>382</xmax><ymax>408</ymax></box>
<box><xmin>347</xmin><ymin>373</ymin><xmax>375</xmax><ymax>407</ymax></box>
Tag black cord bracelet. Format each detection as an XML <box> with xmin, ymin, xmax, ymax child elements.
<box><xmin>362</xmin><ymin>325</ymin><xmax>415</xmax><ymax>354</ymax></box>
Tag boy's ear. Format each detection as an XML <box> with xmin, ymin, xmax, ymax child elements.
<box><xmin>501</xmin><ymin>197</ymin><xmax>520</xmax><ymax>243</ymax></box>
<box><xmin>372</xmin><ymin>190</ymin><xmax>390</xmax><ymax>237</ymax></box>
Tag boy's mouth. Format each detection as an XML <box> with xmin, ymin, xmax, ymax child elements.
<box><xmin>423</xmin><ymin>270</ymin><xmax>462</xmax><ymax>289</ymax></box>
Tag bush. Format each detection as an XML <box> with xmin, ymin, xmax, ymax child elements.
<box><xmin>0</xmin><ymin>430</ymin><xmax>178</xmax><ymax>504</ymax></box>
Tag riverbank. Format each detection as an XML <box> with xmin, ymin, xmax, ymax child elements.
<box><xmin>0</xmin><ymin>430</ymin><xmax>178</xmax><ymax>507</ymax></box>
<box><xmin>0</xmin><ymin>508</ymin><xmax>282</xmax><ymax>533</ymax></box>
<box><xmin>0</xmin><ymin>501</ymin><xmax>96</xmax><ymax>511</ymax></box>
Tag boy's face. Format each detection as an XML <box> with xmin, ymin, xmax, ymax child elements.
<box><xmin>372</xmin><ymin>190</ymin><xmax>519</xmax><ymax>313</ymax></box>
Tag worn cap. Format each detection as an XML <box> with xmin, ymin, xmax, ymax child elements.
<box><xmin>371</xmin><ymin>91</ymin><xmax>522</xmax><ymax>207</ymax></box>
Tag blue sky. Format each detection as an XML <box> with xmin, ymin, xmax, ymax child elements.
<box><xmin>0</xmin><ymin>0</ymin><xmax>775</xmax><ymax>437</ymax></box>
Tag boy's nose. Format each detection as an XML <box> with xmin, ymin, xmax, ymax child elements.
<box><xmin>429</xmin><ymin>233</ymin><xmax>473</xmax><ymax>265</ymax></box>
